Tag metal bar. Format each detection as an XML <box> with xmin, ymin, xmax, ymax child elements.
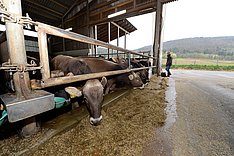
<box><xmin>108</xmin><ymin>22</ymin><xmax>111</xmax><ymax>59</ymax></box>
<box><xmin>62</xmin><ymin>18</ymin><xmax>66</xmax><ymax>53</ymax></box>
<box><xmin>117</xmin><ymin>26</ymin><xmax>119</xmax><ymax>57</ymax></box>
<box><xmin>37</xmin><ymin>28</ymin><xmax>51</xmax><ymax>80</ymax></box>
<box><xmin>124</xmin><ymin>32</ymin><xmax>126</xmax><ymax>58</ymax></box>
<box><xmin>94</xmin><ymin>25</ymin><xmax>97</xmax><ymax>57</ymax></box>
<box><xmin>35</xmin><ymin>22</ymin><xmax>156</xmax><ymax>59</ymax></box>
<box><xmin>40</xmin><ymin>66</ymin><xmax>156</xmax><ymax>89</ymax></box>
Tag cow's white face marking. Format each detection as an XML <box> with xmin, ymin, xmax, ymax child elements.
<box><xmin>90</xmin><ymin>115</ymin><xmax>103</xmax><ymax>125</ymax></box>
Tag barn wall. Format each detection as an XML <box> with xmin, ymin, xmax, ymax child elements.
<box><xmin>51</xmin><ymin>10</ymin><xmax>90</xmax><ymax>54</ymax></box>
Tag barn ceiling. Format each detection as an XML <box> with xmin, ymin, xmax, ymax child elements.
<box><xmin>21</xmin><ymin>0</ymin><xmax>177</xmax><ymax>42</ymax></box>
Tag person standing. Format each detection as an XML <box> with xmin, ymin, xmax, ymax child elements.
<box><xmin>166</xmin><ymin>52</ymin><xmax>173</xmax><ymax>77</ymax></box>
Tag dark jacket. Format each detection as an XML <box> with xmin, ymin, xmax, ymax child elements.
<box><xmin>166</xmin><ymin>55</ymin><xmax>172</xmax><ymax>66</ymax></box>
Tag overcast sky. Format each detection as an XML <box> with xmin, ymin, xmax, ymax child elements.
<box><xmin>121</xmin><ymin>0</ymin><xmax>234</xmax><ymax>50</ymax></box>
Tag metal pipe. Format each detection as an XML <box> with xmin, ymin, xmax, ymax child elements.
<box><xmin>94</xmin><ymin>25</ymin><xmax>97</xmax><ymax>57</ymax></box>
<box><xmin>108</xmin><ymin>22</ymin><xmax>110</xmax><ymax>59</ymax></box>
<box><xmin>117</xmin><ymin>26</ymin><xmax>119</xmax><ymax>57</ymax></box>
<box><xmin>39</xmin><ymin>66</ymin><xmax>156</xmax><ymax>89</ymax></box>
<box><xmin>35</xmin><ymin>22</ymin><xmax>156</xmax><ymax>59</ymax></box>
<box><xmin>124</xmin><ymin>32</ymin><xmax>126</xmax><ymax>58</ymax></box>
<box><xmin>37</xmin><ymin>28</ymin><xmax>51</xmax><ymax>80</ymax></box>
<box><xmin>62</xmin><ymin>18</ymin><xmax>66</xmax><ymax>53</ymax></box>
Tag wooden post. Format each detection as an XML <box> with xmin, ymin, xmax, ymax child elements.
<box><xmin>3</xmin><ymin>0</ymin><xmax>32</xmax><ymax>98</ymax></box>
<box><xmin>3</xmin><ymin>0</ymin><xmax>39</xmax><ymax>137</ymax></box>
<box><xmin>37</xmin><ymin>28</ymin><xmax>51</xmax><ymax>80</ymax></box>
<box><xmin>153</xmin><ymin>0</ymin><xmax>163</xmax><ymax>76</ymax></box>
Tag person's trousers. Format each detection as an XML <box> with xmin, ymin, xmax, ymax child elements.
<box><xmin>165</xmin><ymin>65</ymin><xmax>171</xmax><ymax>77</ymax></box>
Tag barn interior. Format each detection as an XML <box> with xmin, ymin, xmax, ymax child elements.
<box><xmin>1</xmin><ymin>0</ymin><xmax>176</xmax><ymax>58</ymax></box>
<box><xmin>0</xmin><ymin>0</ymin><xmax>177</xmax><ymax>136</ymax></box>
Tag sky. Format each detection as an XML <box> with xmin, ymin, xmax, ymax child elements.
<box><xmin>116</xmin><ymin>0</ymin><xmax>234</xmax><ymax>50</ymax></box>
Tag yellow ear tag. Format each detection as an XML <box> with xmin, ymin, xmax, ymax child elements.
<box><xmin>70</xmin><ymin>95</ymin><xmax>76</xmax><ymax>98</ymax></box>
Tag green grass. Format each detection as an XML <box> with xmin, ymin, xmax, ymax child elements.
<box><xmin>171</xmin><ymin>64</ymin><xmax>234</xmax><ymax>71</ymax></box>
<box><xmin>162</xmin><ymin>58</ymin><xmax>234</xmax><ymax>71</ymax></box>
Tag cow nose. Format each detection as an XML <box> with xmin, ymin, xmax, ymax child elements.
<box><xmin>90</xmin><ymin>115</ymin><xmax>103</xmax><ymax>126</ymax></box>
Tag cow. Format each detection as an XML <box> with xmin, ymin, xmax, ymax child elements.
<box><xmin>51</xmin><ymin>55</ymin><xmax>144</xmax><ymax>125</ymax></box>
<box><xmin>109</xmin><ymin>57</ymin><xmax>150</xmax><ymax>84</ymax></box>
<box><xmin>64</xmin><ymin>77</ymin><xmax>107</xmax><ymax>126</ymax></box>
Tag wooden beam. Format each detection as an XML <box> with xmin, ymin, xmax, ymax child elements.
<box><xmin>49</xmin><ymin>0</ymin><xmax>68</xmax><ymax>9</ymax></box>
<box><xmin>90</xmin><ymin>0</ymin><xmax>119</xmax><ymax>12</ymax></box>
<box><xmin>38</xmin><ymin>66</ymin><xmax>156</xmax><ymax>89</ymax></box>
<box><xmin>89</xmin><ymin>1</ymin><xmax>156</xmax><ymax>25</ymax></box>
<box><xmin>23</xmin><ymin>5</ymin><xmax>60</xmax><ymax>20</ymax></box>
<box><xmin>37</xmin><ymin>28</ymin><xmax>51</xmax><ymax>80</ymax></box>
<box><xmin>153</xmin><ymin>0</ymin><xmax>163</xmax><ymax>75</ymax></box>
<box><xmin>24</xmin><ymin>0</ymin><xmax>63</xmax><ymax>16</ymax></box>
<box><xmin>90</xmin><ymin>0</ymin><xmax>133</xmax><ymax>17</ymax></box>
<box><xmin>35</xmin><ymin>22</ymin><xmax>156</xmax><ymax>59</ymax></box>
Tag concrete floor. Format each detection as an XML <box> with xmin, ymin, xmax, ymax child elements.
<box><xmin>144</xmin><ymin>70</ymin><xmax>234</xmax><ymax>156</ymax></box>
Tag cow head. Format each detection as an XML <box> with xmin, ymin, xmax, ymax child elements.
<box><xmin>65</xmin><ymin>77</ymin><xmax>107</xmax><ymax>126</ymax></box>
<box><xmin>110</xmin><ymin>57</ymin><xmax>128</xmax><ymax>69</ymax></box>
<box><xmin>127</xmin><ymin>71</ymin><xmax>144</xmax><ymax>88</ymax></box>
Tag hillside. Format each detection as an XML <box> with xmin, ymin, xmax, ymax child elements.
<box><xmin>135</xmin><ymin>37</ymin><xmax>234</xmax><ymax>60</ymax></box>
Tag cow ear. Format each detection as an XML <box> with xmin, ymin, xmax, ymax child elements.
<box><xmin>101</xmin><ymin>77</ymin><xmax>107</xmax><ymax>88</ymax></box>
<box><xmin>65</xmin><ymin>86</ymin><xmax>82</xmax><ymax>98</ymax></box>
<box><xmin>112</xmin><ymin>57</ymin><xmax>118</xmax><ymax>63</ymax></box>
<box><xmin>128</xmin><ymin>74</ymin><xmax>134</xmax><ymax>80</ymax></box>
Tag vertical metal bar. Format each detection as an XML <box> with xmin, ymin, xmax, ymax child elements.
<box><xmin>94</xmin><ymin>25</ymin><xmax>97</xmax><ymax>57</ymax></box>
<box><xmin>89</xmin><ymin>26</ymin><xmax>94</xmax><ymax>56</ymax></box>
<box><xmin>108</xmin><ymin>22</ymin><xmax>110</xmax><ymax>59</ymax></box>
<box><xmin>37</xmin><ymin>28</ymin><xmax>50</xmax><ymax>80</ymax></box>
<box><xmin>62</xmin><ymin>18</ymin><xmax>66</xmax><ymax>53</ymax></box>
<box><xmin>124</xmin><ymin>32</ymin><xmax>126</xmax><ymax>58</ymax></box>
<box><xmin>117</xmin><ymin>26</ymin><xmax>119</xmax><ymax>57</ymax></box>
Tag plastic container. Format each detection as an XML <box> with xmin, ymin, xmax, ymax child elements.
<box><xmin>54</xmin><ymin>97</ymin><xmax>66</xmax><ymax>109</ymax></box>
<box><xmin>0</xmin><ymin>110</ymin><xmax>7</xmax><ymax>126</ymax></box>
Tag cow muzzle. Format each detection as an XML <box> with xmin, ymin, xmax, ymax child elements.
<box><xmin>90</xmin><ymin>115</ymin><xmax>103</xmax><ymax>126</ymax></box>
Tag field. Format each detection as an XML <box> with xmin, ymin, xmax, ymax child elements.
<box><xmin>162</xmin><ymin>58</ymin><xmax>234</xmax><ymax>71</ymax></box>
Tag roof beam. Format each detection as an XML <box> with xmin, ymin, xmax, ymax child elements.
<box><xmin>49</xmin><ymin>0</ymin><xmax>68</xmax><ymax>9</ymax></box>
<box><xmin>90</xmin><ymin>0</ymin><xmax>133</xmax><ymax>17</ymax></box>
<box><xmin>24</xmin><ymin>0</ymin><xmax>63</xmax><ymax>16</ymax></box>
<box><xmin>89</xmin><ymin>1</ymin><xmax>156</xmax><ymax>25</ymax></box>
<box><xmin>90</xmin><ymin>0</ymin><xmax>119</xmax><ymax>12</ymax></box>
<box><xmin>23</xmin><ymin>3</ymin><xmax>61</xmax><ymax>19</ymax></box>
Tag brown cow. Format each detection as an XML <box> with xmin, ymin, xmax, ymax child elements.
<box><xmin>51</xmin><ymin>55</ymin><xmax>143</xmax><ymax>125</ymax></box>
